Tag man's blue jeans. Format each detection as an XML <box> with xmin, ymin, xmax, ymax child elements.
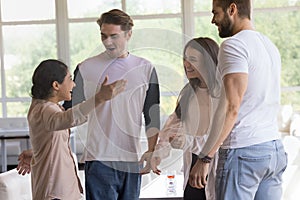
<box><xmin>216</xmin><ymin>140</ymin><xmax>288</xmax><ymax>200</ymax></box>
<box><xmin>85</xmin><ymin>160</ymin><xmax>142</xmax><ymax>200</ymax></box>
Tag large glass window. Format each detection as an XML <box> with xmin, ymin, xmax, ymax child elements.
<box><xmin>252</xmin><ymin>1</ymin><xmax>300</xmax><ymax>110</ymax></box>
<box><xmin>67</xmin><ymin>0</ymin><xmax>122</xmax><ymax>19</ymax></box>
<box><xmin>0</xmin><ymin>0</ymin><xmax>299</xmax><ymax>119</ymax></box>
<box><xmin>3</xmin><ymin>25</ymin><xmax>56</xmax><ymax>98</ymax></box>
<box><xmin>194</xmin><ymin>0</ymin><xmax>211</xmax><ymax>12</ymax></box>
<box><xmin>0</xmin><ymin>0</ymin><xmax>56</xmax><ymax>117</ymax></box>
<box><xmin>1</xmin><ymin>0</ymin><xmax>54</xmax><ymax>21</ymax></box>
<box><xmin>126</xmin><ymin>0</ymin><xmax>181</xmax><ymax>15</ymax></box>
<box><xmin>253</xmin><ymin>0</ymin><xmax>300</xmax><ymax>8</ymax></box>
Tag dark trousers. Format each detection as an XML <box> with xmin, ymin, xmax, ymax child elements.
<box><xmin>184</xmin><ymin>153</ymin><xmax>206</xmax><ymax>200</ymax></box>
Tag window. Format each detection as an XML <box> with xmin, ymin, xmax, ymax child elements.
<box><xmin>0</xmin><ymin>0</ymin><xmax>56</xmax><ymax>117</ymax></box>
<box><xmin>67</xmin><ymin>0</ymin><xmax>122</xmax><ymax>18</ymax></box>
<box><xmin>252</xmin><ymin>0</ymin><xmax>300</xmax><ymax>110</ymax></box>
<box><xmin>2</xmin><ymin>0</ymin><xmax>299</xmax><ymax>117</ymax></box>
<box><xmin>194</xmin><ymin>0</ymin><xmax>300</xmax><ymax>110</ymax></box>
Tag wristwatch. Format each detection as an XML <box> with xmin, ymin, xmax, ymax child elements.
<box><xmin>198</xmin><ymin>153</ymin><xmax>213</xmax><ymax>163</ymax></box>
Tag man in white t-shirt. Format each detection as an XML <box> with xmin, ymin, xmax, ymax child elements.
<box><xmin>63</xmin><ymin>9</ymin><xmax>160</xmax><ymax>200</ymax></box>
<box><xmin>189</xmin><ymin>1</ymin><xmax>287</xmax><ymax>199</ymax></box>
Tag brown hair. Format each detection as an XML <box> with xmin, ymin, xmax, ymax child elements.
<box><xmin>96</xmin><ymin>9</ymin><xmax>134</xmax><ymax>31</ymax></box>
<box><xmin>215</xmin><ymin>0</ymin><xmax>251</xmax><ymax>19</ymax></box>
<box><xmin>175</xmin><ymin>37</ymin><xmax>220</xmax><ymax>120</ymax></box>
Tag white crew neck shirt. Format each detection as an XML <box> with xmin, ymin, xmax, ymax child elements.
<box><xmin>218</xmin><ymin>30</ymin><xmax>281</xmax><ymax>148</ymax></box>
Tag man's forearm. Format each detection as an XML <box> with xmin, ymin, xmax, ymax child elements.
<box><xmin>146</xmin><ymin>127</ymin><xmax>159</xmax><ymax>152</ymax></box>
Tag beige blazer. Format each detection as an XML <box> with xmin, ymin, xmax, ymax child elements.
<box><xmin>28</xmin><ymin>99</ymin><xmax>86</xmax><ymax>200</ymax></box>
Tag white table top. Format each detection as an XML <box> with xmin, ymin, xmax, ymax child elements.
<box><xmin>140</xmin><ymin>174</ymin><xmax>184</xmax><ymax>199</ymax></box>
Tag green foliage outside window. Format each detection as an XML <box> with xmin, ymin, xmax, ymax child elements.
<box><xmin>1</xmin><ymin>0</ymin><xmax>300</xmax><ymax>117</ymax></box>
<box><xmin>4</xmin><ymin>25</ymin><xmax>56</xmax><ymax>98</ymax></box>
<box><xmin>195</xmin><ymin>1</ymin><xmax>300</xmax><ymax>111</ymax></box>
<box><xmin>254</xmin><ymin>11</ymin><xmax>300</xmax><ymax>110</ymax></box>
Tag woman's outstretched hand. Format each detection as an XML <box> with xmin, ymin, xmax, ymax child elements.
<box><xmin>96</xmin><ymin>76</ymin><xmax>127</xmax><ymax>103</ymax></box>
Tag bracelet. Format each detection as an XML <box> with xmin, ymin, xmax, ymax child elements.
<box><xmin>198</xmin><ymin>153</ymin><xmax>212</xmax><ymax>163</ymax></box>
<box><xmin>200</xmin><ymin>156</ymin><xmax>212</xmax><ymax>163</ymax></box>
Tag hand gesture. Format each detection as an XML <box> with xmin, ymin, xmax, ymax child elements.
<box><xmin>16</xmin><ymin>149</ymin><xmax>33</xmax><ymax>175</ymax></box>
<box><xmin>150</xmin><ymin>154</ymin><xmax>162</xmax><ymax>175</ymax></box>
<box><xmin>188</xmin><ymin>159</ymin><xmax>209</xmax><ymax>188</ymax></box>
<box><xmin>96</xmin><ymin>76</ymin><xmax>127</xmax><ymax>102</ymax></box>
<box><xmin>139</xmin><ymin>151</ymin><xmax>153</xmax><ymax>175</ymax></box>
<box><xmin>169</xmin><ymin>134</ymin><xmax>186</xmax><ymax>149</ymax></box>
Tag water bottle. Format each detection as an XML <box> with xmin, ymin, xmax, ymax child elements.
<box><xmin>166</xmin><ymin>170</ymin><xmax>176</xmax><ymax>195</ymax></box>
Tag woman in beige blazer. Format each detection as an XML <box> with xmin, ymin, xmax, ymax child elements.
<box><xmin>16</xmin><ymin>59</ymin><xmax>126</xmax><ymax>200</ymax></box>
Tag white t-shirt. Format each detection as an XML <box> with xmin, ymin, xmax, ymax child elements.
<box><xmin>218</xmin><ymin>30</ymin><xmax>281</xmax><ymax>148</ymax></box>
<box><xmin>78</xmin><ymin>52</ymin><xmax>157</xmax><ymax>162</ymax></box>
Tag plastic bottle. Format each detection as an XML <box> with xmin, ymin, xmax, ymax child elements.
<box><xmin>166</xmin><ymin>170</ymin><xmax>176</xmax><ymax>195</ymax></box>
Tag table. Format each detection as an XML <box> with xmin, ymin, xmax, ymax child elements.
<box><xmin>139</xmin><ymin>174</ymin><xmax>184</xmax><ymax>200</ymax></box>
<box><xmin>0</xmin><ymin>128</ymin><xmax>30</xmax><ymax>172</ymax></box>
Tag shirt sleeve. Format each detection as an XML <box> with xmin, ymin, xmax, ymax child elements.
<box><xmin>42</xmin><ymin>103</ymin><xmax>87</xmax><ymax>131</ymax></box>
<box><xmin>62</xmin><ymin>64</ymin><xmax>86</xmax><ymax>110</ymax></box>
<box><xmin>143</xmin><ymin>68</ymin><xmax>160</xmax><ymax>131</ymax></box>
<box><xmin>218</xmin><ymin>38</ymin><xmax>249</xmax><ymax>79</ymax></box>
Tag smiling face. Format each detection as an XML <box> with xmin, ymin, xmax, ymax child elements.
<box><xmin>55</xmin><ymin>70</ymin><xmax>75</xmax><ymax>102</ymax></box>
<box><xmin>100</xmin><ymin>23</ymin><xmax>132</xmax><ymax>58</ymax></box>
<box><xmin>211</xmin><ymin>0</ymin><xmax>234</xmax><ymax>38</ymax></box>
<box><xmin>184</xmin><ymin>46</ymin><xmax>207</xmax><ymax>85</ymax></box>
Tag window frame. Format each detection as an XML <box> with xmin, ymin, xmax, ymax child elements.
<box><xmin>0</xmin><ymin>0</ymin><xmax>299</xmax><ymax>117</ymax></box>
